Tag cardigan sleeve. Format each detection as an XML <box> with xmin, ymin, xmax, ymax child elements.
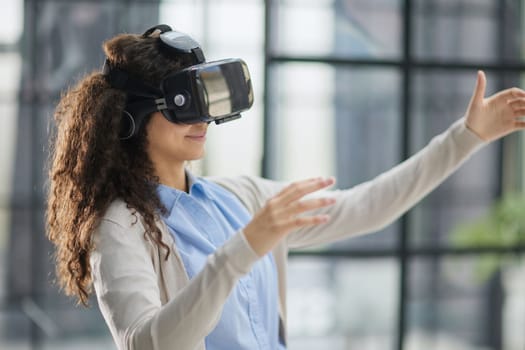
<box><xmin>211</xmin><ymin>118</ymin><xmax>486</xmax><ymax>249</ymax></box>
<box><xmin>286</xmin><ymin>117</ymin><xmax>485</xmax><ymax>248</ymax></box>
<box><xmin>90</xmin><ymin>206</ymin><xmax>260</xmax><ymax>350</ymax></box>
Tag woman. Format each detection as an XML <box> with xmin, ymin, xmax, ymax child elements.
<box><xmin>46</xmin><ymin>25</ymin><xmax>525</xmax><ymax>350</ymax></box>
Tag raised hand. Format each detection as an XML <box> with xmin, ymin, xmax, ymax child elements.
<box><xmin>465</xmin><ymin>70</ymin><xmax>525</xmax><ymax>142</ymax></box>
<box><xmin>243</xmin><ymin>177</ymin><xmax>336</xmax><ymax>256</ymax></box>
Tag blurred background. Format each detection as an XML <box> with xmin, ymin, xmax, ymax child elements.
<box><xmin>1</xmin><ymin>0</ymin><xmax>525</xmax><ymax>349</ymax></box>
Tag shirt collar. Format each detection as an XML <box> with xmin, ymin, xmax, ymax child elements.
<box><xmin>156</xmin><ymin>169</ymin><xmax>216</xmax><ymax>213</ymax></box>
<box><xmin>187</xmin><ymin>170</ymin><xmax>216</xmax><ymax>200</ymax></box>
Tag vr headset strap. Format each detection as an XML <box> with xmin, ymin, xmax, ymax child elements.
<box><xmin>102</xmin><ymin>59</ymin><xmax>162</xmax><ymax>98</ymax></box>
<box><xmin>142</xmin><ymin>24</ymin><xmax>172</xmax><ymax>37</ymax></box>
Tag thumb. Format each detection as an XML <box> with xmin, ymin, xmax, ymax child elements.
<box><xmin>470</xmin><ymin>70</ymin><xmax>486</xmax><ymax>106</ymax></box>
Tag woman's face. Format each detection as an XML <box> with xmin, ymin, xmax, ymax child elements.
<box><xmin>145</xmin><ymin>112</ymin><xmax>208</xmax><ymax>166</ymax></box>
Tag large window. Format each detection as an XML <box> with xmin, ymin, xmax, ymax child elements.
<box><xmin>1</xmin><ymin>0</ymin><xmax>264</xmax><ymax>349</ymax></box>
<box><xmin>2</xmin><ymin>1</ymin><xmax>525</xmax><ymax>349</ymax></box>
<box><xmin>266</xmin><ymin>1</ymin><xmax>525</xmax><ymax>349</ymax></box>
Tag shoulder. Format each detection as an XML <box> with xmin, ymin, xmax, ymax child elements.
<box><xmin>93</xmin><ymin>199</ymin><xmax>155</xmax><ymax>249</ymax></box>
<box><xmin>100</xmin><ymin>199</ymin><xmax>142</xmax><ymax>229</ymax></box>
<box><xmin>205</xmin><ymin>175</ymin><xmax>288</xmax><ymax>214</ymax></box>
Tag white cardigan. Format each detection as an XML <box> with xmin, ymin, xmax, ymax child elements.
<box><xmin>90</xmin><ymin>118</ymin><xmax>484</xmax><ymax>350</ymax></box>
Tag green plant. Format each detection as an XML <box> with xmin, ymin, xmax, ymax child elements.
<box><xmin>451</xmin><ymin>193</ymin><xmax>525</xmax><ymax>280</ymax></box>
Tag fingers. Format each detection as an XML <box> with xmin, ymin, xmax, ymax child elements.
<box><xmin>508</xmin><ymin>97</ymin><xmax>525</xmax><ymax>108</ymax></box>
<box><xmin>272</xmin><ymin>188</ymin><xmax>337</xmax><ymax>233</ymax></box>
<box><xmin>262</xmin><ymin>177</ymin><xmax>337</xmax><ymax>235</ymax></box>
<box><xmin>243</xmin><ymin>178</ymin><xmax>337</xmax><ymax>256</ymax></box>
<box><xmin>507</xmin><ymin>98</ymin><xmax>525</xmax><ymax>107</ymax></box>
<box><xmin>506</xmin><ymin>97</ymin><xmax>525</xmax><ymax>118</ymax></box>
<box><xmin>494</xmin><ymin>87</ymin><xmax>525</xmax><ymax>102</ymax></box>
<box><xmin>509</xmin><ymin>87</ymin><xmax>525</xmax><ymax>99</ymax></box>
<box><xmin>469</xmin><ymin>70</ymin><xmax>486</xmax><ymax>106</ymax></box>
<box><xmin>274</xmin><ymin>176</ymin><xmax>335</xmax><ymax>205</ymax></box>
<box><xmin>513</xmin><ymin>110</ymin><xmax>525</xmax><ymax>119</ymax></box>
<box><xmin>514</xmin><ymin>120</ymin><xmax>525</xmax><ymax>129</ymax></box>
<box><xmin>281</xmin><ymin>197</ymin><xmax>336</xmax><ymax>218</ymax></box>
<box><xmin>279</xmin><ymin>214</ymin><xmax>331</xmax><ymax>233</ymax></box>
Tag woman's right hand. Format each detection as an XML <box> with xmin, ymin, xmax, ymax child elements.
<box><xmin>243</xmin><ymin>177</ymin><xmax>337</xmax><ymax>256</ymax></box>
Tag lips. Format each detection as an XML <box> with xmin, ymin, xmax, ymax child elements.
<box><xmin>185</xmin><ymin>133</ymin><xmax>207</xmax><ymax>141</ymax></box>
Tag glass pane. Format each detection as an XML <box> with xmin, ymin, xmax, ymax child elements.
<box><xmin>30</xmin><ymin>1</ymin><xmax>122</xmax><ymax>96</ymax></box>
<box><xmin>0</xmin><ymin>53</ymin><xmax>21</xmax><ymax>226</ymax></box>
<box><xmin>0</xmin><ymin>210</ymin><xmax>9</xmax><ymax>302</ymax></box>
<box><xmin>406</xmin><ymin>255</ymin><xmax>525</xmax><ymax>350</ymax></box>
<box><xmin>11</xmin><ymin>103</ymin><xmax>52</xmax><ymax>212</ymax></box>
<box><xmin>203</xmin><ymin>1</ymin><xmax>264</xmax><ymax>177</ymax></box>
<box><xmin>0</xmin><ymin>0</ymin><xmax>23</xmax><ymax>44</ymax></box>
<box><xmin>37</xmin><ymin>296</ymin><xmax>113</xmax><ymax>349</ymax></box>
<box><xmin>0</xmin><ymin>52</ymin><xmax>21</xmax><ymax>100</ymax></box>
<box><xmin>287</xmin><ymin>257</ymin><xmax>398</xmax><ymax>350</ymax></box>
<box><xmin>268</xmin><ymin>63</ymin><xmax>402</xmax><ymax>183</ymax></box>
<box><xmin>409</xmin><ymin>70</ymin><xmax>503</xmax><ymax>248</ymax></box>
<box><xmin>13</xmin><ymin>1</ymin><xmax>162</xmax><ymax>348</ymax></box>
<box><xmin>0</xmin><ymin>309</ymin><xmax>31</xmax><ymax>349</ymax></box>
<box><xmin>25</xmin><ymin>0</ymin><xmax>164</xmax><ymax>98</ymax></box>
<box><xmin>267</xmin><ymin>63</ymin><xmax>336</xmax><ymax>180</ymax></box>
<box><xmin>4</xmin><ymin>208</ymin><xmax>32</xmax><ymax>302</ymax></box>
<box><xmin>159</xmin><ymin>1</ymin><xmax>265</xmax><ymax>176</ymax></box>
<box><xmin>413</xmin><ymin>0</ymin><xmax>525</xmax><ymax>63</ymax></box>
<box><xmin>272</xmin><ymin>0</ymin><xmax>402</xmax><ymax>59</ymax></box>
<box><xmin>159</xmin><ymin>2</ymin><xmax>205</xmax><ymax>40</ymax></box>
<box><xmin>0</xmin><ymin>233</ymin><xmax>4</xmax><ymax>304</ymax></box>
<box><xmin>42</xmin><ymin>338</ymin><xmax>115</xmax><ymax>350</ymax></box>
<box><xmin>206</xmin><ymin>2</ymin><xmax>264</xmax><ymax>54</ymax></box>
<box><xmin>0</xmin><ymin>102</ymin><xmax>18</xmax><ymax>202</ymax></box>
<box><xmin>268</xmin><ymin>63</ymin><xmax>401</xmax><ymax>249</ymax></box>
<box><xmin>160</xmin><ymin>0</ymin><xmax>264</xmax><ymax>51</ymax></box>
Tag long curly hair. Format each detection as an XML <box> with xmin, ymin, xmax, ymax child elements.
<box><xmin>46</xmin><ymin>30</ymin><xmax>194</xmax><ymax>306</ymax></box>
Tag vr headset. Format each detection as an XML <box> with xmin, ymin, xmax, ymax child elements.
<box><xmin>103</xmin><ymin>24</ymin><xmax>254</xmax><ymax>139</ymax></box>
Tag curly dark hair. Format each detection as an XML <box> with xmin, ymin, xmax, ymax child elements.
<box><xmin>46</xmin><ymin>30</ymin><xmax>194</xmax><ymax>306</ymax></box>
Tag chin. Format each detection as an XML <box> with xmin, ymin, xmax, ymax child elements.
<box><xmin>187</xmin><ymin>150</ymin><xmax>205</xmax><ymax>161</ymax></box>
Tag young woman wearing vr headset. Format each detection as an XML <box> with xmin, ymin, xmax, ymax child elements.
<box><xmin>46</xmin><ymin>24</ymin><xmax>525</xmax><ymax>350</ymax></box>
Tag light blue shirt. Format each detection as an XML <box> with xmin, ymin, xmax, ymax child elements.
<box><xmin>157</xmin><ymin>173</ymin><xmax>286</xmax><ymax>349</ymax></box>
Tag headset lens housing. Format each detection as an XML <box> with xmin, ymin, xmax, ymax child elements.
<box><xmin>161</xmin><ymin>58</ymin><xmax>254</xmax><ymax>124</ymax></box>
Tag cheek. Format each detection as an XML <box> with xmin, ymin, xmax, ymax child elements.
<box><xmin>147</xmin><ymin>125</ymin><xmax>195</xmax><ymax>158</ymax></box>
<box><xmin>149</xmin><ymin>129</ymin><xmax>184</xmax><ymax>153</ymax></box>
<box><xmin>147</xmin><ymin>116</ymin><xmax>188</xmax><ymax>143</ymax></box>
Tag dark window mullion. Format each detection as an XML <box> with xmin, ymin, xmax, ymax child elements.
<box><xmin>289</xmin><ymin>244</ymin><xmax>525</xmax><ymax>258</ymax></box>
<box><xmin>262</xmin><ymin>0</ymin><xmax>273</xmax><ymax>178</ymax></box>
<box><xmin>263</xmin><ymin>1</ymin><xmax>525</xmax><ymax>349</ymax></box>
<box><xmin>268</xmin><ymin>55</ymin><xmax>525</xmax><ymax>72</ymax></box>
<box><xmin>397</xmin><ymin>0</ymin><xmax>413</xmax><ymax>348</ymax></box>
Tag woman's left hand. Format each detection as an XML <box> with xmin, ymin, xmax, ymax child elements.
<box><xmin>465</xmin><ymin>70</ymin><xmax>525</xmax><ymax>142</ymax></box>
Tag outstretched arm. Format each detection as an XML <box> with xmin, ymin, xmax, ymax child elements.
<box><xmin>213</xmin><ymin>71</ymin><xmax>525</xmax><ymax>251</ymax></box>
<box><xmin>284</xmin><ymin>71</ymin><xmax>525</xmax><ymax>248</ymax></box>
